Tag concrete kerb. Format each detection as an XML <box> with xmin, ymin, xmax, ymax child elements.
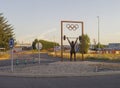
<box><xmin>0</xmin><ymin>71</ymin><xmax>120</xmax><ymax>78</ymax></box>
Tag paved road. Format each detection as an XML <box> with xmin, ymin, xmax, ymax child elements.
<box><xmin>0</xmin><ymin>53</ymin><xmax>61</xmax><ymax>67</ymax></box>
<box><xmin>0</xmin><ymin>75</ymin><xmax>120</xmax><ymax>88</ymax></box>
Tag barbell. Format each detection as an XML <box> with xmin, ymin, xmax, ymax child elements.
<box><xmin>63</xmin><ymin>35</ymin><xmax>82</xmax><ymax>41</ymax></box>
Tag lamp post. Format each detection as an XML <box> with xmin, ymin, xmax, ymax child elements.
<box><xmin>97</xmin><ymin>16</ymin><xmax>100</xmax><ymax>52</ymax></box>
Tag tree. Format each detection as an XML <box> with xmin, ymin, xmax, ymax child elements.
<box><xmin>79</xmin><ymin>34</ymin><xmax>90</xmax><ymax>54</ymax></box>
<box><xmin>39</xmin><ymin>40</ymin><xmax>59</xmax><ymax>50</ymax></box>
<box><xmin>32</xmin><ymin>39</ymin><xmax>59</xmax><ymax>50</ymax></box>
<box><xmin>32</xmin><ymin>39</ymin><xmax>38</xmax><ymax>49</ymax></box>
<box><xmin>95</xmin><ymin>43</ymin><xmax>106</xmax><ymax>50</ymax></box>
<box><xmin>0</xmin><ymin>13</ymin><xmax>15</xmax><ymax>49</ymax></box>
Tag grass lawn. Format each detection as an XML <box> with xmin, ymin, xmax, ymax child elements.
<box><xmin>0</xmin><ymin>50</ymin><xmax>47</xmax><ymax>61</ymax></box>
<box><xmin>1</xmin><ymin>50</ymin><xmax>120</xmax><ymax>62</ymax></box>
<box><xmin>49</xmin><ymin>51</ymin><xmax>120</xmax><ymax>62</ymax></box>
<box><xmin>0</xmin><ymin>54</ymin><xmax>10</xmax><ymax>60</ymax></box>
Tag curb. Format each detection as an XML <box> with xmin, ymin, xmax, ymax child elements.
<box><xmin>0</xmin><ymin>71</ymin><xmax>120</xmax><ymax>78</ymax></box>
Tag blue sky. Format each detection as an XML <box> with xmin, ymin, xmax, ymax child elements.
<box><xmin>1</xmin><ymin>0</ymin><xmax>120</xmax><ymax>44</ymax></box>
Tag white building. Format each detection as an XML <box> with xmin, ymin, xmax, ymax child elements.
<box><xmin>14</xmin><ymin>43</ymin><xmax>32</xmax><ymax>52</ymax></box>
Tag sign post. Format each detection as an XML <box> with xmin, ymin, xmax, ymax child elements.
<box><xmin>9</xmin><ymin>38</ymin><xmax>14</xmax><ymax>72</ymax></box>
<box><xmin>36</xmin><ymin>43</ymin><xmax>42</xmax><ymax>64</ymax></box>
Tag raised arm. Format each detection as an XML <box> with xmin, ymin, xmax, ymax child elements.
<box><xmin>75</xmin><ymin>38</ymin><xmax>78</xmax><ymax>45</ymax></box>
<box><xmin>67</xmin><ymin>37</ymin><xmax>71</xmax><ymax>44</ymax></box>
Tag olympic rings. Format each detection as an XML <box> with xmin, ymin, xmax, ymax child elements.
<box><xmin>66</xmin><ymin>24</ymin><xmax>79</xmax><ymax>31</ymax></box>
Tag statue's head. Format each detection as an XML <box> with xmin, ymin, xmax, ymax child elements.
<box><xmin>71</xmin><ymin>41</ymin><xmax>74</xmax><ymax>44</ymax></box>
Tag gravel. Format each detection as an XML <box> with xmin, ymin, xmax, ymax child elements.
<box><xmin>19</xmin><ymin>61</ymin><xmax>95</xmax><ymax>75</ymax></box>
<box><xmin>1</xmin><ymin>61</ymin><xmax>120</xmax><ymax>74</ymax></box>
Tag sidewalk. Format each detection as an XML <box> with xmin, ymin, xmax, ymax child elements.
<box><xmin>0</xmin><ymin>61</ymin><xmax>120</xmax><ymax>77</ymax></box>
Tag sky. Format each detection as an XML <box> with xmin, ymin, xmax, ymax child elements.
<box><xmin>0</xmin><ymin>0</ymin><xmax>120</xmax><ymax>45</ymax></box>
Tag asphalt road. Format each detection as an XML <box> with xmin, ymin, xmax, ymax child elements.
<box><xmin>0</xmin><ymin>53</ymin><xmax>61</xmax><ymax>67</ymax></box>
<box><xmin>0</xmin><ymin>75</ymin><xmax>120</xmax><ymax>88</ymax></box>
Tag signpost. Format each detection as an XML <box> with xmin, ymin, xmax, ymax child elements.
<box><xmin>61</xmin><ymin>21</ymin><xmax>84</xmax><ymax>61</ymax></box>
<box><xmin>36</xmin><ymin>42</ymin><xmax>42</xmax><ymax>64</ymax></box>
<box><xmin>9</xmin><ymin>38</ymin><xmax>14</xmax><ymax>72</ymax></box>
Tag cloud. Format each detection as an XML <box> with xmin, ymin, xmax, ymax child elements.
<box><xmin>38</xmin><ymin>28</ymin><xmax>57</xmax><ymax>39</ymax></box>
<box><xmin>16</xmin><ymin>28</ymin><xmax>58</xmax><ymax>43</ymax></box>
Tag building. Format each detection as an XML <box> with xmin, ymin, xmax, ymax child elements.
<box><xmin>103</xmin><ymin>43</ymin><xmax>120</xmax><ymax>54</ymax></box>
<box><xmin>108</xmin><ymin>43</ymin><xmax>120</xmax><ymax>50</ymax></box>
<box><xmin>14</xmin><ymin>43</ymin><xmax>32</xmax><ymax>52</ymax></box>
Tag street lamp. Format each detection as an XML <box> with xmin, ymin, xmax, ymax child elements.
<box><xmin>97</xmin><ymin>16</ymin><xmax>100</xmax><ymax>52</ymax></box>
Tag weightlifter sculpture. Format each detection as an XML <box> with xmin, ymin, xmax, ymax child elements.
<box><xmin>67</xmin><ymin>37</ymin><xmax>78</xmax><ymax>61</ymax></box>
